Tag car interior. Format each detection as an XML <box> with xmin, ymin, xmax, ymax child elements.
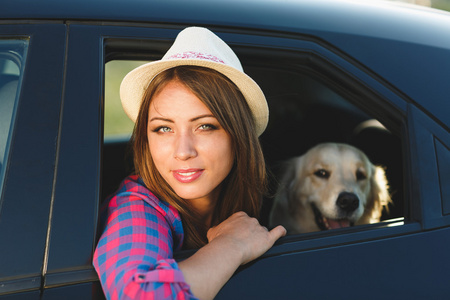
<box><xmin>245</xmin><ymin>64</ymin><xmax>404</xmax><ymax>225</ymax></box>
<box><xmin>101</xmin><ymin>47</ymin><xmax>405</xmax><ymax>238</ymax></box>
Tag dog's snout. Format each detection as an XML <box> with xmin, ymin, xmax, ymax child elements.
<box><xmin>336</xmin><ymin>192</ymin><xmax>359</xmax><ymax>213</ymax></box>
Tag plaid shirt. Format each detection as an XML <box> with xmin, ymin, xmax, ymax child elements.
<box><xmin>93</xmin><ymin>175</ymin><xmax>197</xmax><ymax>300</ymax></box>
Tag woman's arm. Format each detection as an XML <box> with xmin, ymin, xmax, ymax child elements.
<box><xmin>93</xmin><ymin>195</ymin><xmax>196</xmax><ymax>300</ymax></box>
<box><xmin>179</xmin><ymin>212</ymin><xmax>286</xmax><ymax>300</ymax></box>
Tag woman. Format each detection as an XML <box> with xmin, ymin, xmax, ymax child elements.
<box><xmin>94</xmin><ymin>27</ymin><xmax>286</xmax><ymax>300</ymax></box>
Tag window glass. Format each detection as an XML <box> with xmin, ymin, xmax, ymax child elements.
<box><xmin>104</xmin><ymin>60</ymin><xmax>149</xmax><ymax>140</ymax></box>
<box><xmin>0</xmin><ymin>39</ymin><xmax>28</xmax><ymax>198</ymax></box>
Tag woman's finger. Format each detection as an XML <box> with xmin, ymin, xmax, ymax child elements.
<box><xmin>269</xmin><ymin>225</ymin><xmax>287</xmax><ymax>242</ymax></box>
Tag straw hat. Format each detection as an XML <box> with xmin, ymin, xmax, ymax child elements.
<box><xmin>120</xmin><ymin>27</ymin><xmax>269</xmax><ymax>136</ymax></box>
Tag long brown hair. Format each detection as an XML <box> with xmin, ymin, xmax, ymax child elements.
<box><xmin>132</xmin><ymin>66</ymin><xmax>266</xmax><ymax>249</ymax></box>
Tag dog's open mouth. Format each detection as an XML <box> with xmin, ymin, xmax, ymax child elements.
<box><xmin>311</xmin><ymin>203</ymin><xmax>353</xmax><ymax>230</ymax></box>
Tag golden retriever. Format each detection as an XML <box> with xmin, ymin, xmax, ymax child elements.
<box><xmin>269</xmin><ymin>143</ymin><xmax>391</xmax><ymax>234</ymax></box>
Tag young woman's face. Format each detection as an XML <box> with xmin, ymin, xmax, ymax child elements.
<box><xmin>147</xmin><ymin>79</ymin><xmax>234</xmax><ymax>206</ymax></box>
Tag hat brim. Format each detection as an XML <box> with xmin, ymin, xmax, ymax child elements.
<box><xmin>120</xmin><ymin>59</ymin><xmax>269</xmax><ymax>136</ymax></box>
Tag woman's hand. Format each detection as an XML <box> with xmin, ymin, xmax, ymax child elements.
<box><xmin>207</xmin><ymin>211</ymin><xmax>286</xmax><ymax>265</ymax></box>
<box><xmin>179</xmin><ymin>212</ymin><xmax>285</xmax><ymax>299</ymax></box>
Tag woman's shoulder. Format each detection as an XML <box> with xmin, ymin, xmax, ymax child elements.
<box><xmin>108</xmin><ymin>175</ymin><xmax>181</xmax><ymax>226</ymax></box>
<box><xmin>98</xmin><ymin>175</ymin><xmax>185</xmax><ymax>251</ymax></box>
<box><xmin>114</xmin><ymin>174</ymin><xmax>152</xmax><ymax>197</ymax></box>
<box><xmin>101</xmin><ymin>175</ymin><xmax>184</xmax><ymax>249</ymax></box>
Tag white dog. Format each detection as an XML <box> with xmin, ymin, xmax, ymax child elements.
<box><xmin>269</xmin><ymin>143</ymin><xmax>391</xmax><ymax>234</ymax></box>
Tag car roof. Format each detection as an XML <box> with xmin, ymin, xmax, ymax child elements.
<box><xmin>1</xmin><ymin>0</ymin><xmax>449</xmax><ymax>42</ymax></box>
<box><xmin>2</xmin><ymin>0</ymin><xmax>450</xmax><ymax>131</ymax></box>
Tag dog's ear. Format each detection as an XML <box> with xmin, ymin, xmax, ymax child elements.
<box><xmin>288</xmin><ymin>156</ymin><xmax>305</xmax><ymax>192</ymax></box>
<box><xmin>367</xmin><ymin>165</ymin><xmax>392</xmax><ymax>222</ymax></box>
<box><xmin>278</xmin><ymin>156</ymin><xmax>304</xmax><ymax>204</ymax></box>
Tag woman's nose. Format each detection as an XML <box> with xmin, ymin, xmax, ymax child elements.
<box><xmin>174</xmin><ymin>132</ymin><xmax>197</xmax><ymax>160</ymax></box>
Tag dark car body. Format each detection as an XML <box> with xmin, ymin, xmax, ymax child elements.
<box><xmin>1</xmin><ymin>0</ymin><xmax>450</xmax><ymax>299</ymax></box>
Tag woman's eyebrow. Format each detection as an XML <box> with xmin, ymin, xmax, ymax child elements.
<box><xmin>149</xmin><ymin>117</ymin><xmax>174</xmax><ymax>123</ymax></box>
<box><xmin>149</xmin><ymin>114</ymin><xmax>215</xmax><ymax>123</ymax></box>
<box><xmin>190</xmin><ymin>114</ymin><xmax>215</xmax><ymax>122</ymax></box>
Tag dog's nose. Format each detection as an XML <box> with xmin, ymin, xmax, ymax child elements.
<box><xmin>336</xmin><ymin>192</ymin><xmax>359</xmax><ymax>213</ymax></box>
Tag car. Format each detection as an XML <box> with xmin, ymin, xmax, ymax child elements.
<box><xmin>1</xmin><ymin>0</ymin><xmax>450</xmax><ymax>299</ymax></box>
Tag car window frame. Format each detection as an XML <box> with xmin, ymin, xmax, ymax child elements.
<box><xmin>98</xmin><ymin>26</ymin><xmax>420</xmax><ymax>250</ymax></box>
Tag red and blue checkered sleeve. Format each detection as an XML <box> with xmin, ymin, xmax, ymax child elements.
<box><xmin>93</xmin><ymin>176</ymin><xmax>197</xmax><ymax>300</ymax></box>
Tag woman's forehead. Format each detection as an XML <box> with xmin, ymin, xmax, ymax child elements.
<box><xmin>149</xmin><ymin>80</ymin><xmax>214</xmax><ymax>121</ymax></box>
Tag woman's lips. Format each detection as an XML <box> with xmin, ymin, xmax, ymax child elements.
<box><xmin>172</xmin><ymin>169</ymin><xmax>204</xmax><ymax>183</ymax></box>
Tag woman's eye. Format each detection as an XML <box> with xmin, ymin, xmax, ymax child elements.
<box><xmin>199</xmin><ymin>124</ymin><xmax>217</xmax><ymax>131</ymax></box>
<box><xmin>154</xmin><ymin>126</ymin><xmax>172</xmax><ymax>133</ymax></box>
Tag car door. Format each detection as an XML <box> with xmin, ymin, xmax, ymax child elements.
<box><xmin>0</xmin><ymin>24</ymin><xmax>66</xmax><ymax>299</ymax></box>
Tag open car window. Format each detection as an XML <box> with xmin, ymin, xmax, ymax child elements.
<box><xmin>102</xmin><ymin>32</ymin><xmax>409</xmax><ymax>244</ymax></box>
<box><xmin>103</xmin><ymin>50</ymin><xmax>405</xmax><ymax>238</ymax></box>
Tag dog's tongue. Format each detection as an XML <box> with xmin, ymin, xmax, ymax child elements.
<box><xmin>327</xmin><ymin>218</ymin><xmax>350</xmax><ymax>229</ymax></box>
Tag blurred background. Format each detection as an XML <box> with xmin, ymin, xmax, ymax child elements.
<box><xmin>392</xmin><ymin>0</ymin><xmax>450</xmax><ymax>10</ymax></box>
<box><xmin>104</xmin><ymin>60</ymin><xmax>146</xmax><ymax>138</ymax></box>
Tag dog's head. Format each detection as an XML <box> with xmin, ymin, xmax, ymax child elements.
<box><xmin>287</xmin><ymin>143</ymin><xmax>390</xmax><ymax>232</ymax></box>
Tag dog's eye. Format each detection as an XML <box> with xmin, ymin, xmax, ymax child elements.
<box><xmin>356</xmin><ymin>170</ymin><xmax>367</xmax><ymax>181</ymax></box>
<box><xmin>314</xmin><ymin>169</ymin><xmax>330</xmax><ymax>179</ymax></box>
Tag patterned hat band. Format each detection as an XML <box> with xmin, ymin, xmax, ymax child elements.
<box><xmin>167</xmin><ymin>51</ymin><xmax>226</xmax><ymax>64</ymax></box>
